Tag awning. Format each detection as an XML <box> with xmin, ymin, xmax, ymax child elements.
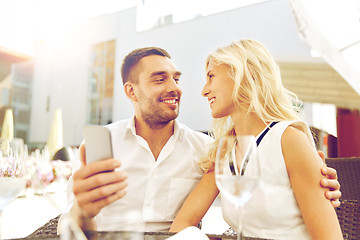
<box><xmin>288</xmin><ymin>0</ymin><xmax>360</xmax><ymax>95</ymax></box>
<box><xmin>279</xmin><ymin>62</ymin><xmax>360</xmax><ymax>109</ymax></box>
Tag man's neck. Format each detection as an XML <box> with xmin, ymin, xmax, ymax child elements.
<box><xmin>134</xmin><ymin>116</ymin><xmax>175</xmax><ymax>160</ymax></box>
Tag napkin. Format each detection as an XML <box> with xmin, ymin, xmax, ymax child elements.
<box><xmin>167</xmin><ymin>227</ymin><xmax>210</xmax><ymax>240</ymax></box>
<box><xmin>0</xmin><ymin>178</ymin><xmax>26</xmax><ymax>210</ymax></box>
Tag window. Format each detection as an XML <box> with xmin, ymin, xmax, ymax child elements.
<box><xmin>87</xmin><ymin>39</ymin><xmax>116</xmax><ymax>125</ymax></box>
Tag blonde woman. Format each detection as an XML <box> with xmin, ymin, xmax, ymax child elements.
<box><xmin>170</xmin><ymin>39</ymin><xmax>343</xmax><ymax>239</ymax></box>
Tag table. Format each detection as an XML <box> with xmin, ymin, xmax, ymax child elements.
<box><xmin>1</xmin><ymin>191</ymin><xmax>230</xmax><ymax>239</ymax></box>
<box><xmin>23</xmin><ymin>216</ymin><xmax>238</xmax><ymax>240</ymax></box>
<box><xmin>13</xmin><ymin>233</ymin><xmax>238</xmax><ymax>240</ymax></box>
<box><xmin>18</xmin><ymin>215</ymin><xmax>271</xmax><ymax>240</ymax></box>
<box><xmin>1</xmin><ymin>190</ymin><xmax>67</xmax><ymax>239</ymax></box>
<box><xmin>4</xmin><ymin>195</ymin><xmax>269</xmax><ymax>240</ymax></box>
<box><xmin>20</xmin><ymin>231</ymin><xmax>269</xmax><ymax>240</ymax></box>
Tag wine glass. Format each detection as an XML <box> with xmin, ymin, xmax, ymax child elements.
<box><xmin>215</xmin><ymin>135</ymin><xmax>260</xmax><ymax>240</ymax></box>
<box><xmin>0</xmin><ymin>138</ymin><xmax>26</xmax><ymax>238</ymax></box>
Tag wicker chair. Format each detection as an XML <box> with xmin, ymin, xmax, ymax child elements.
<box><xmin>29</xmin><ymin>202</ymin><xmax>360</xmax><ymax>240</ymax></box>
<box><xmin>325</xmin><ymin>157</ymin><xmax>360</xmax><ymax>201</ymax></box>
<box><xmin>27</xmin><ymin>215</ymin><xmax>60</xmax><ymax>238</ymax></box>
<box><xmin>335</xmin><ymin>200</ymin><xmax>360</xmax><ymax>240</ymax></box>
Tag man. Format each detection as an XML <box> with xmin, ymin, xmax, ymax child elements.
<box><xmin>61</xmin><ymin>47</ymin><xmax>341</xmax><ymax>232</ymax></box>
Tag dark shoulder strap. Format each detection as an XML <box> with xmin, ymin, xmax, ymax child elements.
<box><xmin>256</xmin><ymin>121</ymin><xmax>279</xmax><ymax>147</ymax></box>
<box><xmin>229</xmin><ymin>122</ymin><xmax>279</xmax><ymax>176</ymax></box>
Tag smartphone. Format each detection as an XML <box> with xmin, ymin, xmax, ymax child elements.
<box><xmin>83</xmin><ymin>125</ymin><xmax>113</xmax><ymax>164</ymax></box>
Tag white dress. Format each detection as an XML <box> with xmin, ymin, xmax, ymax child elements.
<box><xmin>222</xmin><ymin>120</ymin><xmax>319</xmax><ymax>240</ymax></box>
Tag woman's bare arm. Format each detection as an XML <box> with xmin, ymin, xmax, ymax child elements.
<box><xmin>282</xmin><ymin>127</ymin><xmax>343</xmax><ymax>240</ymax></box>
<box><xmin>170</xmin><ymin>170</ymin><xmax>219</xmax><ymax>232</ymax></box>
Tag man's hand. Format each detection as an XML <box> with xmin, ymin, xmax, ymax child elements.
<box><xmin>71</xmin><ymin>144</ymin><xmax>128</xmax><ymax>230</ymax></box>
<box><xmin>318</xmin><ymin>151</ymin><xmax>341</xmax><ymax>208</ymax></box>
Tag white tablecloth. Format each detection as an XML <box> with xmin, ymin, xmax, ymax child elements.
<box><xmin>1</xmin><ymin>189</ymin><xmax>67</xmax><ymax>239</ymax></box>
<box><xmin>0</xmin><ymin>190</ymin><xmax>228</xmax><ymax>239</ymax></box>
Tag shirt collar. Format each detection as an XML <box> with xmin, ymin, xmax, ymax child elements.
<box><xmin>173</xmin><ymin>118</ymin><xmax>182</xmax><ymax>140</ymax></box>
<box><xmin>125</xmin><ymin>116</ymin><xmax>137</xmax><ymax>136</ymax></box>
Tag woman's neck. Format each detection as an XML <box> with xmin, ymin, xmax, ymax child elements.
<box><xmin>231</xmin><ymin>110</ymin><xmax>267</xmax><ymax>137</ymax></box>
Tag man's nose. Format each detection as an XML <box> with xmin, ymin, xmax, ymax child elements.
<box><xmin>168</xmin><ymin>79</ymin><xmax>182</xmax><ymax>93</ymax></box>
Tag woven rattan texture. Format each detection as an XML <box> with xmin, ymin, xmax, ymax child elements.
<box><xmin>326</xmin><ymin>157</ymin><xmax>360</xmax><ymax>201</ymax></box>
<box><xmin>336</xmin><ymin>200</ymin><xmax>360</xmax><ymax>240</ymax></box>
<box><xmin>27</xmin><ymin>201</ymin><xmax>360</xmax><ymax>239</ymax></box>
<box><xmin>26</xmin><ymin>215</ymin><xmax>60</xmax><ymax>239</ymax></box>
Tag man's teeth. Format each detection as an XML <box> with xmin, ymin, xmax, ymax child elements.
<box><xmin>162</xmin><ymin>99</ymin><xmax>177</xmax><ymax>104</ymax></box>
<box><xmin>210</xmin><ymin>98</ymin><xmax>215</xmax><ymax>104</ymax></box>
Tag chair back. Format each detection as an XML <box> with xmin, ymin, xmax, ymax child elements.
<box><xmin>335</xmin><ymin>200</ymin><xmax>360</xmax><ymax>240</ymax></box>
<box><xmin>326</xmin><ymin>157</ymin><xmax>360</xmax><ymax>201</ymax></box>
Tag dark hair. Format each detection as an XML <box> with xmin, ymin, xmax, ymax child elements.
<box><xmin>121</xmin><ymin>47</ymin><xmax>171</xmax><ymax>85</ymax></box>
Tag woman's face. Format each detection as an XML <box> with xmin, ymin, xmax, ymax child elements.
<box><xmin>202</xmin><ymin>59</ymin><xmax>236</xmax><ymax>118</ymax></box>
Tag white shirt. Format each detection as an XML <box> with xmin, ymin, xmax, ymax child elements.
<box><xmin>65</xmin><ymin>117</ymin><xmax>212</xmax><ymax>232</ymax></box>
<box><xmin>222</xmin><ymin>120</ymin><xmax>317</xmax><ymax>240</ymax></box>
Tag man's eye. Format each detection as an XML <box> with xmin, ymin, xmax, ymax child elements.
<box><xmin>156</xmin><ymin>79</ymin><xmax>165</xmax><ymax>82</ymax></box>
<box><xmin>174</xmin><ymin>78</ymin><xmax>180</xmax><ymax>83</ymax></box>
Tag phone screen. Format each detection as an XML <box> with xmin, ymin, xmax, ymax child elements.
<box><xmin>83</xmin><ymin>125</ymin><xmax>113</xmax><ymax>164</ymax></box>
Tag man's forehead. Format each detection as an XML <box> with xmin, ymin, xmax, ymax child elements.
<box><xmin>138</xmin><ymin>55</ymin><xmax>180</xmax><ymax>74</ymax></box>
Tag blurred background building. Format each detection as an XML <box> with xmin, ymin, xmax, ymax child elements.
<box><xmin>0</xmin><ymin>47</ymin><xmax>32</xmax><ymax>142</ymax></box>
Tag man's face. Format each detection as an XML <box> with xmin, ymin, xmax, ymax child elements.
<box><xmin>132</xmin><ymin>55</ymin><xmax>183</xmax><ymax>127</ymax></box>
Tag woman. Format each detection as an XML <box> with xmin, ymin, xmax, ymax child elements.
<box><xmin>170</xmin><ymin>39</ymin><xmax>342</xmax><ymax>239</ymax></box>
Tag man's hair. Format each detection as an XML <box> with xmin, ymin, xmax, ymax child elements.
<box><xmin>121</xmin><ymin>47</ymin><xmax>171</xmax><ymax>85</ymax></box>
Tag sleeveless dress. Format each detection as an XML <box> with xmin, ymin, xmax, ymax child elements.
<box><xmin>221</xmin><ymin>120</ymin><xmax>320</xmax><ymax>240</ymax></box>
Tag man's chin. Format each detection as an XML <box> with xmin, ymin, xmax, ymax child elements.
<box><xmin>163</xmin><ymin>108</ymin><xmax>179</xmax><ymax>119</ymax></box>
<box><xmin>170</xmin><ymin>111</ymin><xmax>179</xmax><ymax>120</ymax></box>
<box><xmin>164</xmin><ymin>114</ymin><xmax>178</xmax><ymax>122</ymax></box>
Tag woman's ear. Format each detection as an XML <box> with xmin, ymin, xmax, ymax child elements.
<box><xmin>124</xmin><ymin>82</ymin><xmax>138</xmax><ymax>102</ymax></box>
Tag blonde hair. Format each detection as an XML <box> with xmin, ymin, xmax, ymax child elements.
<box><xmin>200</xmin><ymin>39</ymin><xmax>303</xmax><ymax>172</ymax></box>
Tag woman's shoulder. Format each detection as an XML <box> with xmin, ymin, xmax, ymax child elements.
<box><xmin>281</xmin><ymin>122</ymin><xmax>322</xmax><ymax>173</ymax></box>
<box><xmin>282</xmin><ymin>120</ymin><xmax>315</xmax><ymax>148</ymax></box>
<box><xmin>264</xmin><ymin>120</ymin><xmax>307</xmax><ymax>142</ymax></box>
<box><xmin>282</xmin><ymin>125</ymin><xmax>308</xmax><ymax>146</ymax></box>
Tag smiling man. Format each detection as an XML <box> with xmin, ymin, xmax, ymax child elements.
<box><xmin>123</xmin><ymin>52</ymin><xmax>184</xmax><ymax>160</ymax></box>
<box><xmin>61</xmin><ymin>47</ymin><xmax>342</xmax><ymax>233</ymax></box>
<box><xmin>64</xmin><ymin>47</ymin><xmax>213</xmax><ymax>232</ymax></box>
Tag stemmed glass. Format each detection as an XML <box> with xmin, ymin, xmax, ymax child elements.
<box><xmin>0</xmin><ymin>138</ymin><xmax>26</xmax><ymax>238</ymax></box>
<box><xmin>215</xmin><ymin>135</ymin><xmax>260</xmax><ymax>240</ymax></box>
